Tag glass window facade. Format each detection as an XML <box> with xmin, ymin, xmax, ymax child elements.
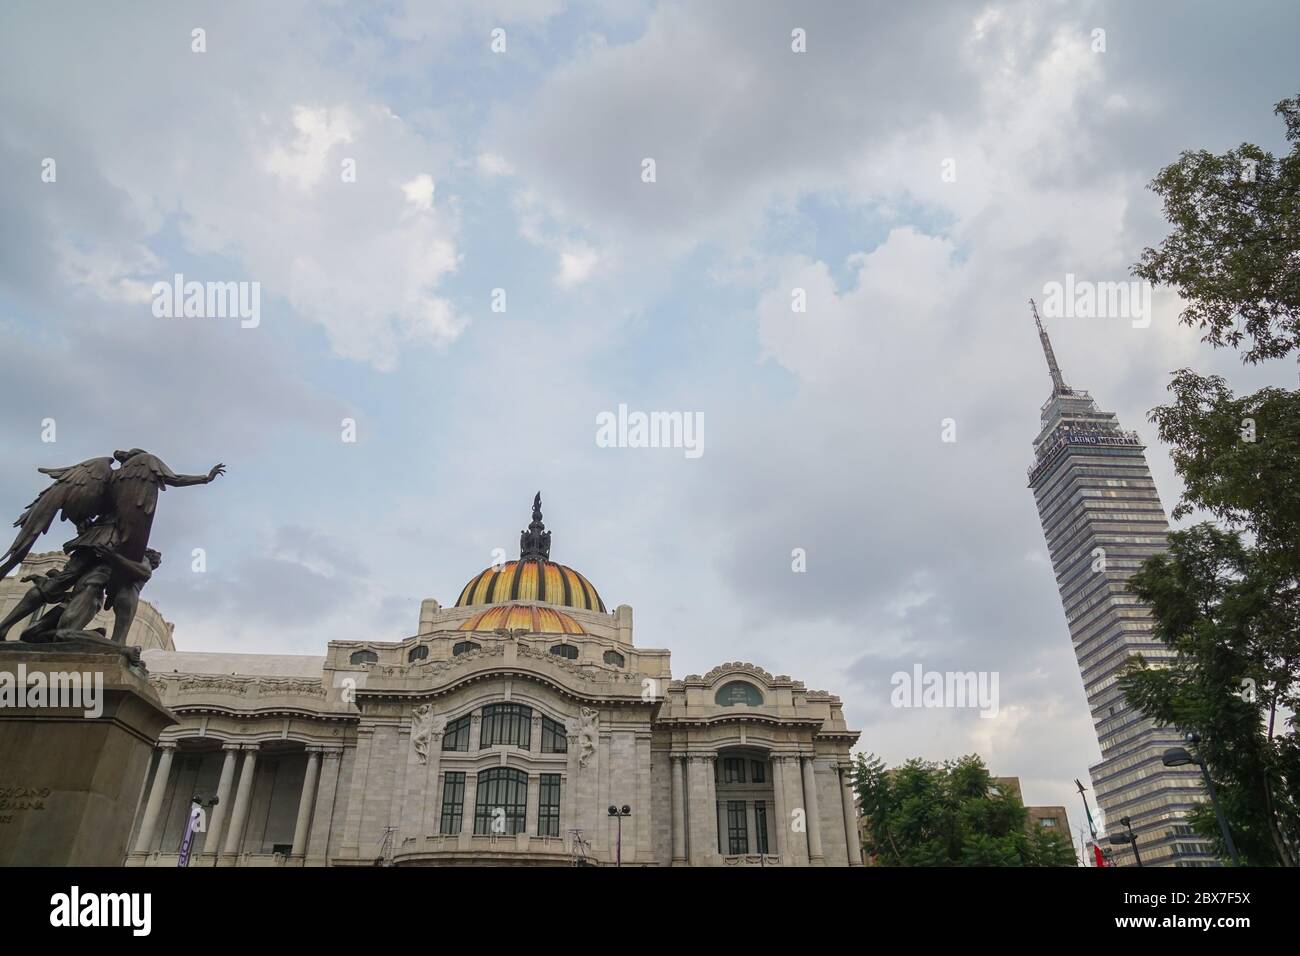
<box><xmin>439</xmin><ymin>772</ymin><xmax>465</xmax><ymax>834</ymax></box>
<box><xmin>538</xmin><ymin>773</ymin><xmax>562</xmax><ymax>837</ymax></box>
<box><xmin>481</xmin><ymin>703</ymin><xmax>532</xmax><ymax>749</ymax></box>
<box><xmin>721</xmin><ymin>757</ymin><xmax>746</xmax><ymax>784</ymax></box>
<box><xmin>726</xmin><ymin>800</ymin><xmax>748</xmax><ymax>854</ymax></box>
<box><xmin>541</xmin><ymin>716</ymin><xmax>567</xmax><ymax>753</ymax></box>
<box><xmin>442</xmin><ymin>714</ymin><xmax>471</xmax><ymax>752</ymax></box>
<box><xmin>474</xmin><ymin>767</ymin><xmax>528</xmax><ymax>835</ymax></box>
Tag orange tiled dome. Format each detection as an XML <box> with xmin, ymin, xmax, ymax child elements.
<box><xmin>459</xmin><ymin>604</ymin><xmax>586</xmax><ymax>635</ymax></box>
<box><xmin>453</xmin><ymin>494</ymin><xmax>606</xmax><ymax>613</ymax></box>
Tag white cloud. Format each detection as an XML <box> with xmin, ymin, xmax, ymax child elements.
<box><xmin>401</xmin><ymin>173</ymin><xmax>436</xmax><ymax>211</ymax></box>
<box><xmin>265</xmin><ymin>106</ymin><xmax>356</xmax><ymax>192</ymax></box>
<box><xmin>476</xmin><ymin>152</ymin><xmax>514</xmax><ymax>177</ymax></box>
<box><xmin>556</xmin><ymin>245</ymin><xmax>600</xmax><ymax>287</ymax></box>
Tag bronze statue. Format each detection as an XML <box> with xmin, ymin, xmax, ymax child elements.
<box><xmin>0</xmin><ymin>450</ymin><xmax>223</xmax><ymax>647</ymax></box>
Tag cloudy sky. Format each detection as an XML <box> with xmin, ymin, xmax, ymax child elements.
<box><xmin>2</xmin><ymin>0</ymin><xmax>1297</xmax><ymax>839</ymax></box>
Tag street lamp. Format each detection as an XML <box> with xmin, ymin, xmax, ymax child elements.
<box><xmin>1162</xmin><ymin>732</ymin><xmax>1240</xmax><ymax>865</ymax></box>
<box><xmin>1108</xmin><ymin>815</ymin><xmax>1143</xmax><ymax>867</ymax></box>
<box><xmin>179</xmin><ymin>793</ymin><xmax>218</xmax><ymax>868</ymax></box>
<box><xmin>607</xmin><ymin>804</ymin><xmax>631</xmax><ymax>867</ymax></box>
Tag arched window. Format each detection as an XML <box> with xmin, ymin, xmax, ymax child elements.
<box><xmin>473</xmin><ymin>767</ymin><xmax>528</xmax><ymax>835</ymax></box>
<box><xmin>549</xmin><ymin>643</ymin><xmax>578</xmax><ymax>660</ymax></box>
<box><xmin>442</xmin><ymin>714</ymin><xmax>471</xmax><ymax>752</ymax></box>
<box><xmin>603</xmin><ymin>649</ymin><xmax>625</xmax><ymax>668</ymax></box>
<box><xmin>715</xmin><ymin>681</ymin><xmax>763</xmax><ymax>706</ymax></box>
<box><xmin>407</xmin><ymin>645</ymin><xmax>429</xmax><ymax>663</ymax></box>
<box><xmin>541</xmin><ymin>716</ymin><xmax>567</xmax><ymax>754</ymax></box>
<box><xmin>349</xmin><ymin>649</ymin><xmax>378</xmax><ymax>665</ymax></box>
<box><xmin>452</xmin><ymin>640</ymin><xmax>480</xmax><ymax>656</ymax></box>
<box><xmin>480</xmin><ymin>703</ymin><xmax>532</xmax><ymax>749</ymax></box>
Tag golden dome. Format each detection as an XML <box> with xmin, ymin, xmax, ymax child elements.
<box><xmin>459</xmin><ymin>604</ymin><xmax>586</xmax><ymax>635</ymax></box>
<box><xmin>453</xmin><ymin>494</ymin><xmax>606</xmax><ymax>613</ymax></box>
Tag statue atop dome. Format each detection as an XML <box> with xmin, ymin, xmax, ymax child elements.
<box><xmin>519</xmin><ymin>491</ymin><xmax>552</xmax><ymax>561</ymax></box>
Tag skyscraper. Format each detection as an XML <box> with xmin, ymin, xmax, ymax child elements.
<box><xmin>1026</xmin><ymin>304</ymin><xmax>1216</xmax><ymax>867</ymax></box>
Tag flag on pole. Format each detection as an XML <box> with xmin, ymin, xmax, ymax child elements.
<box><xmin>178</xmin><ymin>802</ymin><xmax>203</xmax><ymax>868</ymax></box>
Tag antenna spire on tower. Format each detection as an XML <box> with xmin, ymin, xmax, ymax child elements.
<box><xmin>1030</xmin><ymin>298</ymin><xmax>1069</xmax><ymax>394</ymax></box>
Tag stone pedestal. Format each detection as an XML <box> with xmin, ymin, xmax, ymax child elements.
<box><xmin>0</xmin><ymin>645</ymin><xmax>176</xmax><ymax>866</ymax></box>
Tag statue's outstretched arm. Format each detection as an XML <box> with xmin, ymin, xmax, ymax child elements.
<box><xmin>165</xmin><ymin>463</ymin><xmax>226</xmax><ymax>487</ymax></box>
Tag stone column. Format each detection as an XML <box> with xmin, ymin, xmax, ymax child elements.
<box><xmin>687</xmin><ymin>754</ymin><xmax>718</xmax><ymax>865</ymax></box>
<box><xmin>340</xmin><ymin>727</ymin><xmax>374</xmax><ymax>854</ymax></box>
<box><xmin>839</xmin><ymin>765</ymin><xmax>863</xmax><ymax>866</ymax></box>
<box><xmin>704</xmin><ymin>754</ymin><xmax>719</xmax><ymax>860</ymax></box>
<box><xmin>670</xmin><ymin>753</ymin><xmax>687</xmax><ymax>864</ymax></box>
<box><xmin>800</xmin><ymin>755</ymin><xmax>824</xmax><ymax>864</ymax></box>
<box><xmin>562</xmin><ymin>730</ymin><xmax>580</xmax><ymax>848</ymax></box>
<box><xmin>306</xmin><ymin>748</ymin><xmax>343</xmax><ymax>865</ymax></box>
<box><xmin>460</xmin><ymin>770</ymin><xmax>479</xmax><ymax>845</ymax></box>
<box><xmin>526</xmin><ymin>773</ymin><xmax>540</xmax><ymax>837</ymax></box>
<box><xmin>290</xmin><ymin>749</ymin><xmax>321</xmax><ymax>859</ymax></box>
<box><xmin>221</xmin><ymin>745</ymin><xmax>259</xmax><ymax>863</ymax></box>
<box><xmin>529</xmin><ymin>715</ymin><xmax>542</xmax><ymax>753</ymax></box>
<box><xmin>201</xmin><ymin>744</ymin><xmax>240</xmax><ymax>862</ymax></box>
<box><xmin>418</xmin><ymin>740</ymin><xmax>444</xmax><ymax>841</ymax></box>
<box><xmin>770</xmin><ymin>755</ymin><xmax>788</xmax><ymax>861</ymax></box>
<box><xmin>133</xmin><ymin>742</ymin><xmax>177</xmax><ymax>855</ymax></box>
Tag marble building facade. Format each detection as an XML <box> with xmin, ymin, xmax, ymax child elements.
<box><xmin>121</xmin><ymin>500</ymin><xmax>863</xmax><ymax>867</ymax></box>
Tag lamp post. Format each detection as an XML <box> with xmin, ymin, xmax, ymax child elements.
<box><xmin>1161</xmin><ymin>733</ymin><xmax>1239</xmax><ymax>865</ymax></box>
<box><xmin>1108</xmin><ymin>815</ymin><xmax>1143</xmax><ymax>867</ymax></box>
<box><xmin>607</xmin><ymin>804</ymin><xmax>631</xmax><ymax>867</ymax></box>
<box><xmin>179</xmin><ymin>793</ymin><xmax>218</xmax><ymax>868</ymax></box>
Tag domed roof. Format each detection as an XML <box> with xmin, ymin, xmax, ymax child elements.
<box><xmin>459</xmin><ymin>604</ymin><xmax>585</xmax><ymax>635</ymax></box>
<box><xmin>454</xmin><ymin>494</ymin><xmax>606</xmax><ymax>613</ymax></box>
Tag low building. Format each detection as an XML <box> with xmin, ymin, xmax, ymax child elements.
<box><xmin>122</xmin><ymin>497</ymin><xmax>864</xmax><ymax>866</ymax></box>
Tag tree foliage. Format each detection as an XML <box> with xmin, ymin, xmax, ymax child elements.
<box><xmin>1134</xmin><ymin>94</ymin><xmax>1299</xmax><ymax>363</ymax></box>
<box><xmin>1120</xmin><ymin>526</ymin><xmax>1300</xmax><ymax>865</ymax></box>
<box><xmin>851</xmin><ymin>753</ymin><xmax>1076</xmax><ymax>867</ymax></box>
<box><xmin>1124</xmin><ymin>91</ymin><xmax>1300</xmax><ymax>866</ymax></box>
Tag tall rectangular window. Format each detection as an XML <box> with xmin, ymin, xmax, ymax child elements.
<box><xmin>439</xmin><ymin>772</ymin><xmax>465</xmax><ymax>834</ymax></box>
<box><xmin>726</xmin><ymin>800</ymin><xmax>748</xmax><ymax>854</ymax></box>
<box><xmin>541</xmin><ymin>716</ymin><xmax>567</xmax><ymax>754</ymax></box>
<box><xmin>754</xmin><ymin>800</ymin><xmax>769</xmax><ymax>854</ymax></box>
<box><xmin>721</xmin><ymin>757</ymin><xmax>746</xmax><ymax>784</ymax></box>
<box><xmin>442</xmin><ymin>715</ymin><xmax>471</xmax><ymax>752</ymax></box>
<box><xmin>538</xmin><ymin>773</ymin><xmax>562</xmax><ymax>837</ymax></box>
<box><xmin>750</xmin><ymin>760</ymin><xmax>767</xmax><ymax>783</ymax></box>
<box><xmin>473</xmin><ymin>768</ymin><xmax>528</xmax><ymax>835</ymax></box>
<box><xmin>480</xmin><ymin>704</ymin><xmax>532</xmax><ymax>749</ymax></box>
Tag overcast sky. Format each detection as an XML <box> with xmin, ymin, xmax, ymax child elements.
<box><xmin>2</xmin><ymin>0</ymin><xmax>1297</xmax><ymax>840</ymax></box>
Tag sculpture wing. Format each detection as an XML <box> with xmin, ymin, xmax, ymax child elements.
<box><xmin>114</xmin><ymin>453</ymin><xmax>175</xmax><ymax>516</ymax></box>
<box><xmin>0</xmin><ymin>457</ymin><xmax>114</xmax><ymax>576</ymax></box>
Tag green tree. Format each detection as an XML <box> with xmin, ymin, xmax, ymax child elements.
<box><xmin>1134</xmin><ymin>94</ymin><xmax>1299</xmax><ymax>363</ymax></box>
<box><xmin>1120</xmin><ymin>526</ymin><xmax>1300</xmax><ymax>866</ymax></box>
<box><xmin>1120</xmin><ymin>90</ymin><xmax>1300</xmax><ymax>866</ymax></box>
<box><xmin>851</xmin><ymin>753</ymin><xmax>1076</xmax><ymax>867</ymax></box>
